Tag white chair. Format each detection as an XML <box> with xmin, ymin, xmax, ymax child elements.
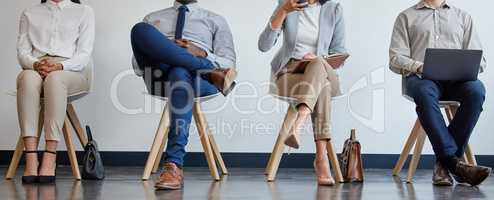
<box><xmin>5</xmin><ymin>61</ymin><xmax>94</xmax><ymax>181</ymax></box>
<box><xmin>141</xmin><ymin>93</ymin><xmax>228</xmax><ymax>181</ymax></box>
<box><xmin>264</xmin><ymin>94</ymin><xmax>346</xmax><ymax>182</ymax></box>
<box><xmin>392</xmin><ymin>81</ymin><xmax>477</xmax><ymax>183</ymax></box>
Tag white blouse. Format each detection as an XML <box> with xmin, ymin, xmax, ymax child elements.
<box><xmin>17</xmin><ymin>0</ymin><xmax>95</xmax><ymax>71</ymax></box>
<box><xmin>292</xmin><ymin>3</ymin><xmax>321</xmax><ymax>59</ymax></box>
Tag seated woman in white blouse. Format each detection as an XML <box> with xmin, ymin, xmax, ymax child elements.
<box><xmin>16</xmin><ymin>0</ymin><xmax>94</xmax><ymax>184</ymax></box>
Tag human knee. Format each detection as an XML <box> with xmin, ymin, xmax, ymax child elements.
<box><xmin>167</xmin><ymin>67</ymin><xmax>192</xmax><ymax>82</ymax></box>
<box><xmin>462</xmin><ymin>81</ymin><xmax>486</xmax><ymax>103</ymax></box>
<box><xmin>131</xmin><ymin>22</ymin><xmax>153</xmax><ymax>38</ymax></box>
<box><xmin>411</xmin><ymin>84</ymin><xmax>439</xmax><ymax>105</ymax></box>
<box><xmin>43</xmin><ymin>71</ymin><xmax>66</xmax><ymax>91</ymax></box>
<box><xmin>17</xmin><ymin>70</ymin><xmax>43</xmax><ymax>90</ymax></box>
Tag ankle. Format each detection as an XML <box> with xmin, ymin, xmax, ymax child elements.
<box><xmin>297</xmin><ymin>105</ymin><xmax>311</xmax><ymax>115</ymax></box>
<box><xmin>439</xmin><ymin>156</ymin><xmax>459</xmax><ymax>173</ymax></box>
<box><xmin>315</xmin><ymin>153</ymin><xmax>327</xmax><ymax>161</ymax></box>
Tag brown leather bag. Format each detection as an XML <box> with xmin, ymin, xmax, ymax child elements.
<box><xmin>339</xmin><ymin>129</ymin><xmax>364</xmax><ymax>182</ymax></box>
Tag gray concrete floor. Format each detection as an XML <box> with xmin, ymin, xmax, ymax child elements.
<box><xmin>0</xmin><ymin>167</ymin><xmax>493</xmax><ymax>200</ymax></box>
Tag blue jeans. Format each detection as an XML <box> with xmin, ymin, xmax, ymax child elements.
<box><xmin>131</xmin><ymin>22</ymin><xmax>219</xmax><ymax>167</ymax></box>
<box><xmin>406</xmin><ymin>75</ymin><xmax>485</xmax><ymax>159</ymax></box>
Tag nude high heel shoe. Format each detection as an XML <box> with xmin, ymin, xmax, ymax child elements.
<box><xmin>314</xmin><ymin>159</ymin><xmax>335</xmax><ymax>186</ymax></box>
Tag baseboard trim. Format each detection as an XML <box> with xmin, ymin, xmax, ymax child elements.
<box><xmin>1</xmin><ymin>151</ymin><xmax>493</xmax><ymax>169</ymax></box>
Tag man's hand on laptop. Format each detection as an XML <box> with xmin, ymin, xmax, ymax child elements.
<box><xmin>175</xmin><ymin>39</ymin><xmax>208</xmax><ymax>58</ymax></box>
<box><xmin>417</xmin><ymin>65</ymin><xmax>424</xmax><ymax>74</ymax></box>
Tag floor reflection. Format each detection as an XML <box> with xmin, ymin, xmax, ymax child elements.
<box><xmin>393</xmin><ymin>175</ymin><xmax>487</xmax><ymax>200</ymax></box>
<box><xmin>268</xmin><ymin>181</ymin><xmax>364</xmax><ymax>200</ymax></box>
<box><xmin>1</xmin><ymin>168</ymin><xmax>492</xmax><ymax>200</ymax></box>
<box><xmin>81</xmin><ymin>180</ymin><xmax>104</xmax><ymax>200</ymax></box>
<box><xmin>339</xmin><ymin>183</ymin><xmax>364</xmax><ymax>200</ymax></box>
<box><xmin>3</xmin><ymin>180</ymin><xmax>102</xmax><ymax>200</ymax></box>
<box><xmin>20</xmin><ymin>182</ymin><xmax>78</xmax><ymax>200</ymax></box>
<box><xmin>141</xmin><ymin>176</ymin><xmax>228</xmax><ymax>200</ymax></box>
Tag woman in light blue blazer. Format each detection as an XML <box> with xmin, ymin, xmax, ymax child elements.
<box><xmin>258</xmin><ymin>0</ymin><xmax>347</xmax><ymax>185</ymax></box>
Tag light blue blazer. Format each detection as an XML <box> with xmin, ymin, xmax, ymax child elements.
<box><xmin>258</xmin><ymin>0</ymin><xmax>346</xmax><ymax>78</ymax></box>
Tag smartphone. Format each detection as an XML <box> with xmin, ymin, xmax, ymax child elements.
<box><xmin>297</xmin><ymin>0</ymin><xmax>309</xmax><ymax>8</ymax></box>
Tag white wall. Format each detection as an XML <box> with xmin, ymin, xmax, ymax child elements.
<box><xmin>1</xmin><ymin>0</ymin><xmax>493</xmax><ymax>155</ymax></box>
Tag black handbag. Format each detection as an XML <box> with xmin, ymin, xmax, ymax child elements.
<box><xmin>81</xmin><ymin>126</ymin><xmax>105</xmax><ymax>180</ymax></box>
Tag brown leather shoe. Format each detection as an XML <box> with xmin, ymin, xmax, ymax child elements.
<box><xmin>207</xmin><ymin>68</ymin><xmax>237</xmax><ymax>96</ymax></box>
<box><xmin>433</xmin><ymin>161</ymin><xmax>453</xmax><ymax>186</ymax></box>
<box><xmin>451</xmin><ymin>161</ymin><xmax>491</xmax><ymax>186</ymax></box>
<box><xmin>155</xmin><ymin>162</ymin><xmax>184</xmax><ymax>190</ymax></box>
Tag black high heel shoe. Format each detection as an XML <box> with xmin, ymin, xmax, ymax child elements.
<box><xmin>38</xmin><ymin>150</ymin><xmax>57</xmax><ymax>184</ymax></box>
<box><xmin>22</xmin><ymin>151</ymin><xmax>39</xmax><ymax>184</ymax></box>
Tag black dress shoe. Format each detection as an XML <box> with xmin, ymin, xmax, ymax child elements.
<box><xmin>38</xmin><ymin>150</ymin><xmax>57</xmax><ymax>184</ymax></box>
<box><xmin>451</xmin><ymin>161</ymin><xmax>491</xmax><ymax>186</ymax></box>
<box><xmin>21</xmin><ymin>176</ymin><xmax>39</xmax><ymax>184</ymax></box>
<box><xmin>38</xmin><ymin>176</ymin><xmax>56</xmax><ymax>184</ymax></box>
<box><xmin>432</xmin><ymin>161</ymin><xmax>453</xmax><ymax>186</ymax></box>
<box><xmin>22</xmin><ymin>151</ymin><xmax>39</xmax><ymax>184</ymax></box>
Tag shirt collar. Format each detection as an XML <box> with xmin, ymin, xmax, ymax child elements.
<box><xmin>416</xmin><ymin>1</ymin><xmax>450</xmax><ymax>10</ymax></box>
<box><xmin>173</xmin><ymin>1</ymin><xmax>199</xmax><ymax>12</ymax></box>
<box><xmin>46</xmin><ymin>0</ymin><xmax>72</xmax><ymax>10</ymax></box>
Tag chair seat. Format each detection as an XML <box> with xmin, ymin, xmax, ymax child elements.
<box><xmin>271</xmin><ymin>93</ymin><xmax>348</xmax><ymax>104</ymax></box>
<box><xmin>403</xmin><ymin>94</ymin><xmax>461</xmax><ymax>107</ymax></box>
<box><xmin>7</xmin><ymin>90</ymin><xmax>89</xmax><ymax>103</ymax></box>
<box><xmin>141</xmin><ymin>92</ymin><xmax>221</xmax><ymax>103</ymax></box>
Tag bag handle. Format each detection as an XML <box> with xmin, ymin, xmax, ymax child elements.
<box><xmin>350</xmin><ymin>129</ymin><xmax>356</xmax><ymax>141</ymax></box>
<box><xmin>85</xmin><ymin>125</ymin><xmax>93</xmax><ymax>142</ymax></box>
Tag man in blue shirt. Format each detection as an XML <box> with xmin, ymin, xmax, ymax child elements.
<box><xmin>131</xmin><ymin>0</ymin><xmax>236</xmax><ymax>190</ymax></box>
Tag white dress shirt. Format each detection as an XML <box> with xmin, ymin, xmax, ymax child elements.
<box><xmin>17</xmin><ymin>0</ymin><xmax>95</xmax><ymax>71</ymax></box>
<box><xmin>293</xmin><ymin>3</ymin><xmax>321</xmax><ymax>59</ymax></box>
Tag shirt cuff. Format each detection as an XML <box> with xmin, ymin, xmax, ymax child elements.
<box><xmin>60</xmin><ymin>60</ymin><xmax>84</xmax><ymax>71</ymax></box>
<box><xmin>26</xmin><ymin>57</ymin><xmax>39</xmax><ymax>69</ymax></box>
<box><xmin>411</xmin><ymin>61</ymin><xmax>424</xmax><ymax>74</ymax></box>
<box><xmin>269</xmin><ymin>22</ymin><xmax>282</xmax><ymax>32</ymax></box>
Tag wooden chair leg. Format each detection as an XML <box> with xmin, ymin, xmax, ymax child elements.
<box><xmin>327</xmin><ymin>140</ymin><xmax>344</xmax><ymax>183</ymax></box>
<box><xmin>393</xmin><ymin>119</ymin><xmax>422</xmax><ymax>176</ymax></box>
<box><xmin>193</xmin><ymin>102</ymin><xmax>220</xmax><ymax>181</ymax></box>
<box><xmin>142</xmin><ymin>103</ymin><xmax>170</xmax><ymax>180</ymax></box>
<box><xmin>406</xmin><ymin>127</ymin><xmax>426</xmax><ymax>183</ymax></box>
<box><xmin>66</xmin><ymin>104</ymin><xmax>88</xmax><ymax>147</ymax></box>
<box><xmin>444</xmin><ymin>106</ymin><xmax>455</xmax><ymax>123</ymax></box>
<box><xmin>69</xmin><ymin>181</ymin><xmax>82</xmax><ymax>199</ymax></box>
<box><xmin>63</xmin><ymin>117</ymin><xmax>81</xmax><ymax>180</ymax></box>
<box><xmin>265</xmin><ymin>131</ymin><xmax>282</xmax><ymax>176</ymax></box>
<box><xmin>152</xmin><ymin>138</ymin><xmax>167</xmax><ymax>174</ymax></box>
<box><xmin>465</xmin><ymin>145</ymin><xmax>477</xmax><ymax>166</ymax></box>
<box><xmin>209</xmin><ymin>134</ymin><xmax>228</xmax><ymax>175</ymax></box>
<box><xmin>5</xmin><ymin>137</ymin><xmax>25</xmax><ymax>179</ymax></box>
<box><xmin>266</xmin><ymin>106</ymin><xmax>298</xmax><ymax>182</ymax></box>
